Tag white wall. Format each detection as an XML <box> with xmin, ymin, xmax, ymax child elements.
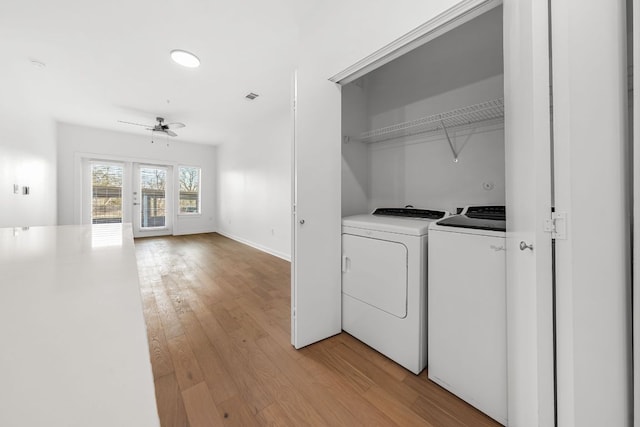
<box><xmin>0</xmin><ymin>110</ymin><xmax>57</xmax><ymax>228</ymax></box>
<box><xmin>341</xmin><ymin>83</ymin><xmax>370</xmax><ymax>216</ymax></box>
<box><xmin>364</xmin><ymin>75</ymin><xmax>504</xmax><ymax>214</ymax></box>
<box><xmin>368</xmin><ymin>127</ymin><xmax>504</xmax><ymax>214</ymax></box>
<box><xmin>0</xmin><ymin>35</ymin><xmax>58</xmax><ymax>229</ymax></box>
<box><xmin>365</xmin><ymin>5</ymin><xmax>503</xmax><ymax>127</ymax></box>
<box><xmin>216</xmin><ymin>109</ymin><xmax>291</xmax><ymax>260</ymax></box>
<box><xmin>342</xmin><ymin>7</ymin><xmax>504</xmax><ymax>215</ymax></box>
<box><xmin>57</xmin><ymin>123</ymin><xmax>216</xmax><ymax>235</ymax></box>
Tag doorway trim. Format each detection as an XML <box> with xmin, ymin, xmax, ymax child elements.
<box><xmin>132</xmin><ymin>162</ymin><xmax>174</xmax><ymax>238</ymax></box>
<box><xmin>632</xmin><ymin>0</ymin><xmax>639</xmax><ymax>422</ymax></box>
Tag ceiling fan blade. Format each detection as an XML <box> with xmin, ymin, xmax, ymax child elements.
<box><xmin>166</xmin><ymin>122</ymin><xmax>185</xmax><ymax>129</ymax></box>
<box><xmin>118</xmin><ymin>120</ymin><xmax>151</xmax><ymax>127</ymax></box>
<box><xmin>166</xmin><ymin>130</ymin><xmax>178</xmax><ymax>137</ymax></box>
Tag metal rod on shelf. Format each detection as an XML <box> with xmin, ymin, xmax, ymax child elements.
<box><xmin>440</xmin><ymin>120</ymin><xmax>458</xmax><ymax>162</ymax></box>
<box><xmin>356</xmin><ymin>98</ymin><xmax>504</xmax><ymax>144</ymax></box>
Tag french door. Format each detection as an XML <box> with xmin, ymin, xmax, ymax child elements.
<box><xmin>83</xmin><ymin>159</ymin><xmax>174</xmax><ymax>237</ymax></box>
<box><xmin>132</xmin><ymin>163</ymin><xmax>173</xmax><ymax>238</ymax></box>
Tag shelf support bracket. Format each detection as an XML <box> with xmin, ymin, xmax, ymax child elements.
<box><xmin>441</xmin><ymin>120</ymin><xmax>458</xmax><ymax>162</ymax></box>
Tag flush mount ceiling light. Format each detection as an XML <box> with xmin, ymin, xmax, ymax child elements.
<box><xmin>170</xmin><ymin>49</ymin><xmax>200</xmax><ymax>68</ymax></box>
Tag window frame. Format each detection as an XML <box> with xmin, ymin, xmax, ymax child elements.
<box><xmin>177</xmin><ymin>165</ymin><xmax>202</xmax><ymax>216</ymax></box>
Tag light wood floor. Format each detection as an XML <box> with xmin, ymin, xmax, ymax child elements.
<box><xmin>135</xmin><ymin>233</ymin><xmax>501</xmax><ymax>427</ymax></box>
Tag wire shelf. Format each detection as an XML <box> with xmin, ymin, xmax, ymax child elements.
<box><xmin>354</xmin><ymin>98</ymin><xmax>504</xmax><ymax>144</ymax></box>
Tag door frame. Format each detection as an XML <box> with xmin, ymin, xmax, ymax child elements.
<box><xmin>81</xmin><ymin>159</ymin><xmax>132</xmax><ymax>226</ymax></box>
<box><xmin>551</xmin><ymin>0</ymin><xmax>632</xmax><ymax>424</ymax></box>
<box><xmin>132</xmin><ymin>162</ymin><xmax>174</xmax><ymax>238</ymax></box>
<box><xmin>635</xmin><ymin>0</ymin><xmax>640</xmax><ymax>422</ymax></box>
<box><xmin>323</xmin><ymin>0</ymin><xmax>555</xmax><ymax>424</ymax></box>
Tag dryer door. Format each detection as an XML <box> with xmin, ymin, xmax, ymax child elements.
<box><xmin>342</xmin><ymin>234</ymin><xmax>408</xmax><ymax>318</ymax></box>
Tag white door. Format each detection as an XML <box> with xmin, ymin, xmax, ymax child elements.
<box><xmin>503</xmin><ymin>0</ymin><xmax>555</xmax><ymax>425</ymax></box>
<box><xmin>291</xmin><ymin>69</ymin><xmax>343</xmax><ymax>348</ymax></box>
<box><xmin>341</xmin><ymin>234</ymin><xmax>408</xmax><ymax>318</ymax></box>
<box><xmin>132</xmin><ymin>164</ymin><xmax>173</xmax><ymax>238</ymax></box>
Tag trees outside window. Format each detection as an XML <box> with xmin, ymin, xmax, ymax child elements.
<box><xmin>179</xmin><ymin>166</ymin><xmax>201</xmax><ymax>214</ymax></box>
<box><xmin>91</xmin><ymin>164</ymin><xmax>123</xmax><ymax>224</ymax></box>
<box><xmin>140</xmin><ymin>167</ymin><xmax>167</xmax><ymax>227</ymax></box>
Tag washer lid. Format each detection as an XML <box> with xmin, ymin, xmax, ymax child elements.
<box><xmin>342</xmin><ymin>213</ymin><xmax>446</xmax><ymax>236</ymax></box>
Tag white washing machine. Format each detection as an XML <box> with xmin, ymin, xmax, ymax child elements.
<box><xmin>427</xmin><ymin>205</ymin><xmax>507</xmax><ymax>425</ymax></box>
<box><xmin>341</xmin><ymin>207</ymin><xmax>448</xmax><ymax>374</ymax></box>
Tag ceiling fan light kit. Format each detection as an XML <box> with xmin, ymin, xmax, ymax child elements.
<box><xmin>170</xmin><ymin>49</ymin><xmax>200</xmax><ymax>68</ymax></box>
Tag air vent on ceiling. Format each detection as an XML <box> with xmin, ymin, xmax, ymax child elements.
<box><xmin>245</xmin><ymin>92</ymin><xmax>259</xmax><ymax>100</ymax></box>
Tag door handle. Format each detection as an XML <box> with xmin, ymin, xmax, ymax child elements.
<box><xmin>133</xmin><ymin>203</ymin><xmax>140</xmax><ymax>206</ymax></box>
<box><xmin>299</xmin><ymin>219</ymin><xmax>305</xmax><ymax>225</ymax></box>
<box><xmin>519</xmin><ymin>241</ymin><xmax>534</xmax><ymax>251</ymax></box>
<box><xmin>342</xmin><ymin>255</ymin><xmax>350</xmax><ymax>272</ymax></box>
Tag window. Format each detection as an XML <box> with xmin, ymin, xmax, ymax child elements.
<box><xmin>91</xmin><ymin>163</ymin><xmax>123</xmax><ymax>224</ymax></box>
<box><xmin>178</xmin><ymin>166</ymin><xmax>201</xmax><ymax>214</ymax></box>
<box><xmin>140</xmin><ymin>166</ymin><xmax>167</xmax><ymax>228</ymax></box>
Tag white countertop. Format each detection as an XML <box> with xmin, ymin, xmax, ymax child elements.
<box><xmin>0</xmin><ymin>224</ymin><xmax>159</xmax><ymax>427</ymax></box>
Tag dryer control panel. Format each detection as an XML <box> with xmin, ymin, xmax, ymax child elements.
<box><xmin>372</xmin><ymin>208</ymin><xmax>447</xmax><ymax>220</ymax></box>
<box><xmin>465</xmin><ymin>205</ymin><xmax>505</xmax><ymax>220</ymax></box>
<box><xmin>436</xmin><ymin>205</ymin><xmax>506</xmax><ymax>232</ymax></box>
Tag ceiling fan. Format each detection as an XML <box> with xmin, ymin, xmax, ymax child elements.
<box><xmin>118</xmin><ymin>117</ymin><xmax>185</xmax><ymax>137</ymax></box>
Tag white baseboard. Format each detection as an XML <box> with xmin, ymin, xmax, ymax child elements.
<box><xmin>173</xmin><ymin>226</ymin><xmax>217</xmax><ymax>236</ymax></box>
<box><xmin>216</xmin><ymin>230</ymin><xmax>291</xmax><ymax>262</ymax></box>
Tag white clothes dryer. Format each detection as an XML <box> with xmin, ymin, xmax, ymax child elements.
<box><xmin>428</xmin><ymin>205</ymin><xmax>507</xmax><ymax>425</ymax></box>
<box><xmin>341</xmin><ymin>207</ymin><xmax>448</xmax><ymax>374</ymax></box>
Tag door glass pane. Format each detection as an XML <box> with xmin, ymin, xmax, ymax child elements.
<box><xmin>91</xmin><ymin>163</ymin><xmax>123</xmax><ymax>224</ymax></box>
<box><xmin>140</xmin><ymin>167</ymin><xmax>166</xmax><ymax>228</ymax></box>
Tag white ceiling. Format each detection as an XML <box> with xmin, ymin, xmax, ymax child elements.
<box><xmin>0</xmin><ymin>0</ymin><xmax>307</xmax><ymax>145</ymax></box>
